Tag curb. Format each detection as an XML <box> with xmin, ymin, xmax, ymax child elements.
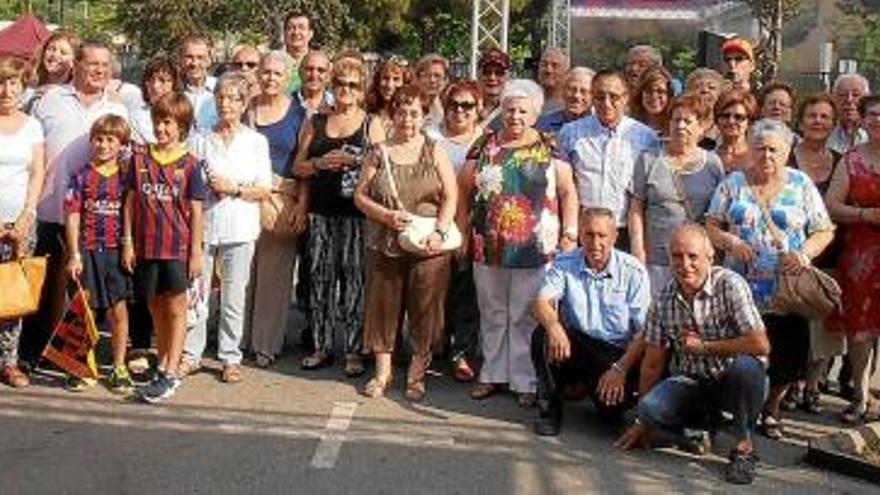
<box><xmin>806</xmin><ymin>421</ymin><xmax>880</xmax><ymax>485</ymax></box>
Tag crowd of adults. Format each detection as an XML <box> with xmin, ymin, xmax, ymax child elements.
<box><xmin>1</xmin><ymin>11</ymin><xmax>879</xmax><ymax>486</ymax></box>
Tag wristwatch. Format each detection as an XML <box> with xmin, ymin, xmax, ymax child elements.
<box><xmin>435</xmin><ymin>228</ymin><xmax>449</xmax><ymax>241</ymax></box>
<box><xmin>562</xmin><ymin>226</ymin><xmax>578</xmax><ymax>243</ymax></box>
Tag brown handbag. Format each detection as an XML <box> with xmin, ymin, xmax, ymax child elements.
<box><xmin>259</xmin><ymin>174</ymin><xmax>300</xmax><ymax>239</ymax></box>
<box><xmin>753</xmin><ymin>195</ymin><xmax>841</xmax><ymax>320</ymax></box>
<box><xmin>0</xmin><ymin>256</ymin><xmax>47</xmax><ymax>320</ymax></box>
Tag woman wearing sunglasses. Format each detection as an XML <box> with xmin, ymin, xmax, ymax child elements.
<box><xmin>714</xmin><ymin>89</ymin><xmax>759</xmax><ymax>174</ymax></box>
<box><xmin>293</xmin><ymin>57</ymin><xmax>385</xmax><ymax>377</ymax></box>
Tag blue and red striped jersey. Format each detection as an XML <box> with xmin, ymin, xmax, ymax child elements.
<box><xmin>128</xmin><ymin>147</ymin><xmax>207</xmax><ymax>261</ymax></box>
<box><xmin>64</xmin><ymin>162</ymin><xmax>126</xmax><ymax>251</ymax></box>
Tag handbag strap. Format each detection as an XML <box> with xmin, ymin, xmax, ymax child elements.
<box><xmin>378</xmin><ymin>144</ymin><xmax>406</xmax><ymax>212</ymax></box>
<box><xmin>747</xmin><ymin>183</ymin><xmax>787</xmax><ymax>250</ymax></box>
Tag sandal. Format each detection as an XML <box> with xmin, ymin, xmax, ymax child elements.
<box><xmin>301</xmin><ymin>351</ymin><xmax>332</xmax><ymax>370</ymax></box>
<box><xmin>405</xmin><ymin>355</ymin><xmax>430</xmax><ymax>402</ymax></box>
<box><xmin>344</xmin><ymin>354</ymin><xmax>365</xmax><ymax>378</ymax></box>
<box><xmin>221</xmin><ymin>365</ymin><xmax>243</xmax><ymax>384</ymax></box>
<box><xmin>254</xmin><ymin>353</ymin><xmax>275</xmax><ymax>369</ymax></box>
<box><xmin>841</xmin><ymin>404</ymin><xmax>866</xmax><ymax>425</ymax></box>
<box><xmin>517</xmin><ymin>392</ymin><xmax>537</xmax><ymax>408</ymax></box>
<box><xmin>470</xmin><ymin>382</ymin><xmax>499</xmax><ymax>400</ymax></box>
<box><xmin>362</xmin><ymin>375</ymin><xmax>392</xmax><ymax>398</ymax></box>
<box><xmin>760</xmin><ymin>412</ymin><xmax>784</xmax><ymax>440</ymax></box>
<box><xmin>800</xmin><ymin>389</ymin><xmax>822</xmax><ymax>414</ymax></box>
<box><xmin>452</xmin><ymin>358</ymin><xmax>475</xmax><ymax>383</ymax></box>
<box><xmin>177</xmin><ymin>358</ymin><xmax>201</xmax><ymax>378</ymax></box>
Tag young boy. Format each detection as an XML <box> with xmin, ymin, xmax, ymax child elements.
<box><xmin>64</xmin><ymin>114</ymin><xmax>133</xmax><ymax>393</ymax></box>
<box><xmin>122</xmin><ymin>92</ymin><xmax>205</xmax><ymax>404</ymax></box>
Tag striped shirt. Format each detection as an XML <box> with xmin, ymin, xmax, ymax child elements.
<box><xmin>128</xmin><ymin>147</ymin><xmax>207</xmax><ymax>261</ymax></box>
<box><xmin>643</xmin><ymin>267</ymin><xmax>765</xmax><ymax>379</ymax></box>
<box><xmin>64</xmin><ymin>162</ymin><xmax>126</xmax><ymax>251</ymax></box>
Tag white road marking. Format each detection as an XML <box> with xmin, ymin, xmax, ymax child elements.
<box><xmin>309</xmin><ymin>401</ymin><xmax>359</xmax><ymax>469</ymax></box>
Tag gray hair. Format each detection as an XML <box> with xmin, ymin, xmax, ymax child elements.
<box><xmin>686</xmin><ymin>68</ymin><xmax>724</xmax><ymax>89</ymax></box>
<box><xmin>747</xmin><ymin>118</ymin><xmax>795</xmax><ymax>149</ymax></box>
<box><xmin>628</xmin><ymin>45</ymin><xmax>663</xmax><ymax>66</ymax></box>
<box><xmin>261</xmin><ymin>50</ymin><xmax>292</xmax><ymax>73</ymax></box>
<box><xmin>501</xmin><ymin>78</ymin><xmax>544</xmax><ymax>117</ymax></box>
<box><xmin>669</xmin><ymin>223</ymin><xmax>714</xmax><ymax>256</ymax></box>
<box><xmin>541</xmin><ymin>47</ymin><xmax>571</xmax><ymax>68</ymax></box>
<box><xmin>567</xmin><ymin>66</ymin><xmax>595</xmax><ymax>83</ymax></box>
<box><xmin>833</xmin><ymin>73</ymin><xmax>870</xmax><ymax>94</ymax></box>
<box><xmin>580</xmin><ymin>206</ymin><xmax>616</xmax><ymax>225</ymax></box>
<box><xmin>214</xmin><ymin>71</ymin><xmax>251</xmax><ymax>100</ymax></box>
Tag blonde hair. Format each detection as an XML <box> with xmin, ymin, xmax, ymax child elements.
<box><xmin>0</xmin><ymin>55</ymin><xmax>30</xmax><ymax>85</ymax></box>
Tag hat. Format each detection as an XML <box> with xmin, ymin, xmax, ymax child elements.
<box><xmin>479</xmin><ymin>48</ymin><xmax>510</xmax><ymax>70</ymax></box>
<box><xmin>721</xmin><ymin>38</ymin><xmax>754</xmax><ymax>60</ymax></box>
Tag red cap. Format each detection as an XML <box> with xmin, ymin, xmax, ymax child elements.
<box><xmin>721</xmin><ymin>38</ymin><xmax>754</xmax><ymax>60</ymax></box>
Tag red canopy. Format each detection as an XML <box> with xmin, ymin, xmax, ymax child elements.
<box><xmin>0</xmin><ymin>14</ymin><xmax>52</xmax><ymax>60</ymax></box>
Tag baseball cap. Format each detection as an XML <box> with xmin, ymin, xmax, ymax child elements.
<box><xmin>721</xmin><ymin>38</ymin><xmax>754</xmax><ymax>60</ymax></box>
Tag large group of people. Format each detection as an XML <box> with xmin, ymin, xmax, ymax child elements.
<box><xmin>1</xmin><ymin>13</ymin><xmax>879</xmax><ymax>486</ymax></box>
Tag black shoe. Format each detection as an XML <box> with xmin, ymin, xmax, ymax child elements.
<box><xmin>534</xmin><ymin>403</ymin><xmax>562</xmax><ymax>436</ymax></box>
<box><xmin>679</xmin><ymin>429</ymin><xmax>712</xmax><ymax>456</ymax></box>
<box><xmin>724</xmin><ymin>450</ymin><xmax>758</xmax><ymax>485</ymax></box>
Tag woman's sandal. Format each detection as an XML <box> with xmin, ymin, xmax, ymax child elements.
<box><xmin>344</xmin><ymin>354</ymin><xmax>365</xmax><ymax>377</ymax></box>
<box><xmin>301</xmin><ymin>351</ymin><xmax>332</xmax><ymax>370</ymax></box>
<box><xmin>405</xmin><ymin>355</ymin><xmax>429</xmax><ymax>402</ymax></box>
<box><xmin>760</xmin><ymin>412</ymin><xmax>784</xmax><ymax>440</ymax></box>
<box><xmin>470</xmin><ymin>382</ymin><xmax>499</xmax><ymax>400</ymax></box>
<box><xmin>362</xmin><ymin>375</ymin><xmax>392</xmax><ymax>398</ymax></box>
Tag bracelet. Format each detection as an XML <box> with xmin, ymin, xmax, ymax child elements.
<box><xmin>611</xmin><ymin>361</ymin><xmax>626</xmax><ymax>374</ymax></box>
<box><xmin>70</xmin><ymin>252</ymin><xmax>82</xmax><ymax>262</ymax></box>
<box><xmin>120</xmin><ymin>236</ymin><xmax>133</xmax><ymax>246</ymax></box>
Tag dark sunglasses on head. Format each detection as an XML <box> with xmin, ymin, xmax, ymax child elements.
<box><xmin>334</xmin><ymin>79</ymin><xmax>362</xmax><ymax>90</ymax></box>
<box><xmin>232</xmin><ymin>61</ymin><xmax>259</xmax><ymax>70</ymax></box>
<box><xmin>448</xmin><ymin>100</ymin><xmax>477</xmax><ymax>111</ymax></box>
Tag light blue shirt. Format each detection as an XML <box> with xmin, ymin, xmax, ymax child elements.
<box><xmin>538</xmin><ymin>248</ymin><xmax>651</xmax><ymax>348</ymax></box>
<box><xmin>184</xmin><ymin>76</ymin><xmax>218</xmax><ymax>134</ymax></box>
<box><xmin>558</xmin><ymin>115</ymin><xmax>658</xmax><ymax>227</ymax></box>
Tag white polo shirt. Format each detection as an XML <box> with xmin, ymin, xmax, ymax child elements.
<box><xmin>31</xmin><ymin>85</ymin><xmax>128</xmax><ymax>224</ymax></box>
<box><xmin>190</xmin><ymin>126</ymin><xmax>272</xmax><ymax>246</ymax></box>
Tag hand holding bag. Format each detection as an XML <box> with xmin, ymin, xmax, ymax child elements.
<box><xmin>377</xmin><ymin>145</ymin><xmax>462</xmax><ymax>254</ymax></box>
<box><xmin>260</xmin><ymin>174</ymin><xmax>300</xmax><ymax>239</ymax></box>
<box><xmin>0</xmin><ymin>256</ymin><xmax>47</xmax><ymax>320</ymax></box>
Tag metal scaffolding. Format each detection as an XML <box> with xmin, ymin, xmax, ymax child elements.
<box><xmin>548</xmin><ymin>0</ymin><xmax>571</xmax><ymax>58</ymax></box>
<box><xmin>470</xmin><ymin>0</ymin><xmax>510</xmax><ymax>78</ymax></box>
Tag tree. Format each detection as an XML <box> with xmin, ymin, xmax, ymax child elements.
<box><xmin>834</xmin><ymin>0</ymin><xmax>880</xmax><ymax>82</ymax></box>
<box><xmin>744</xmin><ymin>0</ymin><xmax>805</xmax><ymax>81</ymax></box>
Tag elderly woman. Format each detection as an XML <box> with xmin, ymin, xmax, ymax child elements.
<box><xmin>685</xmin><ymin>68</ymin><xmax>726</xmax><ymax>149</ymax></box>
<box><xmin>366</xmin><ymin>55</ymin><xmax>412</xmax><ymax>132</ymax></box>
<box><xmin>293</xmin><ymin>57</ymin><xmax>385</xmax><ymax>376</ymax></box>
<box><xmin>760</xmin><ymin>81</ymin><xmax>796</xmax><ymax>126</ymax></box>
<box><xmin>130</xmin><ymin>55</ymin><xmax>181</xmax><ymax>145</ymax></box>
<box><xmin>714</xmin><ymin>89</ymin><xmax>758</xmax><ymax>173</ymax></box>
<box><xmin>826</xmin><ymin>94</ymin><xmax>880</xmax><ymax>424</ymax></box>
<box><xmin>631</xmin><ymin>67</ymin><xmax>674</xmax><ymax>135</ymax></box>
<box><xmin>629</xmin><ymin>95</ymin><xmax>725</xmax><ymax>294</ymax></box>
<box><xmin>354</xmin><ymin>85</ymin><xmax>457</xmax><ymax>401</ymax></box>
<box><xmin>789</xmin><ymin>94</ymin><xmax>845</xmax><ymax>412</ymax></box>
<box><xmin>707</xmin><ymin>119</ymin><xmax>835</xmax><ymax>440</ymax></box>
<box><xmin>181</xmin><ymin>72</ymin><xmax>272</xmax><ymax>383</ymax></box>
<box><xmin>245</xmin><ymin>51</ymin><xmax>309</xmax><ymax>368</ymax></box>
<box><xmin>458</xmin><ymin>79</ymin><xmax>579</xmax><ymax>406</ymax></box>
<box><xmin>0</xmin><ymin>55</ymin><xmax>45</xmax><ymax>388</ymax></box>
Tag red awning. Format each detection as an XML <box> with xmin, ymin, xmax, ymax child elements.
<box><xmin>0</xmin><ymin>14</ymin><xmax>52</xmax><ymax>60</ymax></box>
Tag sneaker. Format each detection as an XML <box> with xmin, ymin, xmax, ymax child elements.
<box><xmin>724</xmin><ymin>450</ymin><xmax>758</xmax><ymax>485</ymax></box>
<box><xmin>0</xmin><ymin>365</ymin><xmax>30</xmax><ymax>388</ymax></box>
<box><xmin>138</xmin><ymin>372</ymin><xmax>180</xmax><ymax>404</ymax></box>
<box><xmin>64</xmin><ymin>374</ymin><xmax>97</xmax><ymax>392</ymax></box>
<box><xmin>107</xmin><ymin>365</ymin><xmax>134</xmax><ymax>394</ymax></box>
<box><xmin>127</xmin><ymin>355</ymin><xmax>150</xmax><ymax>375</ymax></box>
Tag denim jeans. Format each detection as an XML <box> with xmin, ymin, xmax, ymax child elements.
<box><xmin>184</xmin><ymin>242</ymin><xmax>256</xmax><ymax>365</ymax></box>
<box><xmin>638</xmin><ymin>355</ymin><xmax>768</xmax><ymax>445</ymax></box>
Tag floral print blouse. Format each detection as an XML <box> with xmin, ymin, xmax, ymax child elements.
<box><xmin>468</xmin><ymin>132</ymin><xmax>562</xmax><ymax>269</ymax></box>
<box><xmin>707</xmin><ymin>168</ymin><xmax>834</xmax><ymax>307</ymax></box>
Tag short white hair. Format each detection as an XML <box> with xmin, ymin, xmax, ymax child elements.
<box><xmin>748</xmin><ymin>118</ymin><xmax>795</xmax><ymax>149</ymax></box>
<box><xmin>501</xmin><ymin>79</ymin><xmax>544</xmax><ymax>116</ymax></box>
<box><xmin>261</xmin><ymin>50</ymin><xmax>292</xmax><ymax>74</ymax></box>
<box><xmin>628</xmin><ymin>45</ymin><xmax>663</xmax><ymax>66</ymax></box>
<box><xmin>567</xmin><ymin>66</ymin><xmax>595</xmax><ymax>83</ymax></box>
<box><xmin>833</xmin><ymin>73</ymin><xmax>870</xmax><ymax>94</ymax></box>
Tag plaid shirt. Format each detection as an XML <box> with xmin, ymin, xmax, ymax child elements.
<box><xmin>644</xmin><ymin>266</ymin><xmax>765</xmax><ymax>379</ymax></box>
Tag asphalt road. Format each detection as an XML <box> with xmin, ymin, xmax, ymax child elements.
<box><xmin>0</xmin><ymin>354</ymin><xmax>877</xmax><ymax>495</ymax></box>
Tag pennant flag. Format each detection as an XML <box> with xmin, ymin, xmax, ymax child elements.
<box><xmin>42</xmin><ymin>285</ymin><xmax>100</xmax><ymax>379</ymax></box>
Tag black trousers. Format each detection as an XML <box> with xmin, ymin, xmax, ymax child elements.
<box><xmin>19</xmin><ymin>222</ymin><xmax>65</xmax><ymax>365</ymax></box>
<box><xmin>531</xmin><ymin>325</ymin><xmax>638</xmax><ymax>421</ymax></box>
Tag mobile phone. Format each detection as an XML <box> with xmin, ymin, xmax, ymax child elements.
<box><xmin>341</xmin><ymin>144</ymin><xmax>363</xmax><ymax>156</ymax></box>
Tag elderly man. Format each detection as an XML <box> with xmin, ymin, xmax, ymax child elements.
<box><xmin>283</xmin><ymin>11</ymin><xmax>314</xmax><ymax>94</ymax></box>
<box><xmin>558</xmin><ymin>70</ymin><xmax>659</xmax><ymax>247</ymax></box>
<box><xmin>828</xmin><ymin>73</ymin><xmax>870</xmax><ymax>154</ymax></box>
<box><xmin>536</xmin><ymin>66</ymin><xmax>594</xmax><ymax>134</ymax></box>
<box><xmin>230</xmin><ymin>45</ymin><xmax>261</xmax><ymax>99</ymax></box>
<box><xmin>719</xmin><ymin>37</ymin><xmax>756</xmax><ymax>92</ymax></box>
<box><xmin>615</xmin><ymin>224</ymin><xmax>770</xmax><ymax>485</ymax></box>
<box><xmin>531</xmin><ymin>207</ymin><xmax>650</xmax><ymax>436</ymax></box>
<box><xmin>538</xmin><ymin>47</ymin><xmax>570</xmax><ymax>115</ymax></box>
<box><xmin>178</xmin><ymin>35</ymin><xmax>217</xmax><ymax>133</ymax></box>
<box><xmin>23</xmin><ymin>39</ymin><xmax>128</xmax><ymax>368</ymax></box>
<box><xmin>294</xmin><ymin>50</ymin><xmax>333</xmax><ymax>117</ymax></box>
<box><xmin>624</xmin><ymin>45</ymin><xmax>662</xmax><ymax>91</ymax></box>
<box><xmin>477</xmin><ymin>48</ymin><xmax>510</xmax><ymax>123</ymax></box>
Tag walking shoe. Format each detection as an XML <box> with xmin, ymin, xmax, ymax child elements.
<box><xmin>138</xmin><ymin>372</ymin><xmax>180</xmax><ymax>404</ymax></box>
<box><xmin>64</xmin><ymin>374</ymin><xmax>97</xmax><ymax>392</ymax></box>
<box><xmin>724</xmin><ymin>449</ymin><xmax>758</xmax><ymax>485</ymax></box>
<box><xmin>107</xmin><ymin>365</ymin><xmax>134</xmax><ymax>395</ymax></box>
<box><xmin>344</xmin><ymin>354</ymin><xmax>365</xmax><ymax>377</ymax></box>
<box><xmin>0</xmin><ymin>365</ymin><xmax>29</xmax><ymax>388</ymax></box>
<box><xmin>534</xmin><ymin>403</ymin><xmax>562</xmax><ymax>437</ymax></box>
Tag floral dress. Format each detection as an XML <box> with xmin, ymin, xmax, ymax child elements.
<box><xmin>830</xmin><ymin>151</ymin><xmax>880</xmax><ymax>339</ymax></box>
<box><xmin>707</xmin><ymin>168</ymin><xmax>833</xmax><ymax>308</ymax></box>
<box><xmin>468</xmin><ymin>132</ymin><xmax>561</xmax><ymax>269</ymax></box>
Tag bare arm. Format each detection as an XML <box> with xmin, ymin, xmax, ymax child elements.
<box><xmin>292</xmin><ymin>118</ymin><xmax>319</xmax><ymax>178</ymax></box>
<box><xmin>699</xmin><ymin>330</ymin><xmax>770</xmax><ymax>358</ymax></box>
<box><xmin>532</xmin><ymin>297</ymin><xmax>571</xmax><ymax>363</ymax></box>
<box><xmin>187</xmin><ymin>200</ymin><xmax>204</xmax><ymax>281</ymax></box>
<box><xmin>825</xmin><ymin>158</ymin><xmax>861</xmax><ymax>223</ymax></box>
<box><xmin>628</xmin><ymin>197</ymin><xmax>647</xmax><ymax>263</ymax></box>
<box><xmin>555</xmin><ymin>159</ymin><xmax>579</xmax><ymax>250</ymax></box>
<box><xmin>121</xmin><ymin>193</ymin><xmax>135</xmax><ymax>273</ymax></box>
<box><xmin>638</xmin><ymin>345</ymin><xmax>669</xmax><ymax>396</ymax></box>
<box><xmin>353</xmin><ymin>152</ymin><xmax>394</xmax><ymax>226</ymax></box>
<box><xmin>433</xmin><ymin>144</ymin><xmax>458</xmax><ymax>231</ymax></box>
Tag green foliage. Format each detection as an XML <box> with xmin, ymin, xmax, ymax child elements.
<box><xmin>834</xmin><ymin>1</ymin><xmax>880</xmax><ymax>82</ymax></box>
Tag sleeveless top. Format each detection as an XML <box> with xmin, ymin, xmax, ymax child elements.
<box><xmin>255</xmin><ymin>100</ymin><xmax>306</xmax><ymax>178</ymax></box>
<box><xmin>306</xmin><ymin>112</ymin><xmax>370</xmax><ymax>217</ymax></box>
<box><xmin>366</xmin><ymin>139</ymin><xmax>444</xmax><ymax>257</ymax></box>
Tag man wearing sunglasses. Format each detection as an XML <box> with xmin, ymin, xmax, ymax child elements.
<box><xmin>719</xmin><ymin>38</ymin><xmax>756</xmax><ymax>93</ymax></box>
<box><xmin>230</xmin><ymin>45</ymin><xmax>261</xmax><ymax>100</ymax></box>
<box><xmin>477</xmin><ymin>48</ymin><xmax>510</xmax><ymax>129</ymax></box>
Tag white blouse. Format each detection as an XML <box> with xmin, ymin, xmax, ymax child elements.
<box><xmin>191</xmin><ymin>126</ymin><xmax>272</xmax><ymax>246</ymax></box>
<box><xmin>0</xmin><ymin>116</ymin><xmax>44</xmax><ymax>222</ymax></box>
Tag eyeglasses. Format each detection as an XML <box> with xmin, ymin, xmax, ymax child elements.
<box><xmin>593</xmin><ymin>91</ymin><xmax>624</xmax><ymax>103</ymax></box>
<box><xmin>718</xmin><ymin>112</ymin><xmax>748</xmax><ymax>123</ymax></box>
<box><xmin>334</xmin><ymin>79</ymin><xmax>362</xmax><ymax>91</ymax></box>
<box><xmin>232</xmin><ymin>61</ymin><xmax>259</xmax><ymax>70</ymax></box>
<box><xmin>448</xmin><ymin>100</ymin><xmax>477</xmax><ymax>111</ymax></box>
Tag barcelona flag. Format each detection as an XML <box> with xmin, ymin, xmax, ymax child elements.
<box><xmin>42</xmin><ymin>285</ymin><xmax>99</xmax><ymax>379</ymax></box>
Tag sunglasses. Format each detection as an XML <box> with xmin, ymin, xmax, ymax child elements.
<box><xmin>232</xmin><ymin>61</ymin><xmax>259</xmax><ymax>70</ymax></box>
<box><xmin>449</xmin><ymin>100</ymin><xmax>477</xmax><ymax>111</ymax></box>
<box><xmin>334</xmin><ymin>79</ymin><xmax>362</xmax><ymax>90</ymax></box>
<box><xmin>718</xmin><ymin>112</ymin><xmax>748</xmax><ymax>123</ymax></box>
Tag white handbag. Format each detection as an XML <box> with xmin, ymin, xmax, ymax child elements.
<box><xmin>378</xmin><ymin>144</ymin><xmax>462</xmax><ymax>254</ymax></box>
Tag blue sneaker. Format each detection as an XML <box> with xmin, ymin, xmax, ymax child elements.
<box><xmin>138</xmin><ymin>372</ymin><xmax>180</xmax><ymax>404</ymax></box>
